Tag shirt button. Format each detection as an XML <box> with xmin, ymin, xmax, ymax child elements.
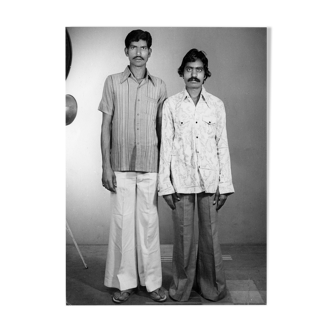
<box><xmin>196</xmin><ymin>121</ymin><xmax>198</xmax><ymax>124</ymax></box>
<box><xmin>196</xmin><ymin>136</ymin><xmax>198</xmax><ymax>138</ymax></box>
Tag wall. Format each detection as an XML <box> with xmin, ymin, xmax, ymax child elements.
<box><xmin>66</xmin><ymin>27</ymin><xmax>266</xmax><ymax>245</ymax></box>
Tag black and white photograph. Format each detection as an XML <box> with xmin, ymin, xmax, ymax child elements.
<box><xmin>66</xmin><ymin>27</ymin><xmax>267</xmax><ymax>305</ymax></box>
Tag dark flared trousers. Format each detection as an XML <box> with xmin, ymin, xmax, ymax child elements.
<box><xmin>169</xmin><ymin>193</ymin><xmax>226</xmax><ymax>302</ymax></box>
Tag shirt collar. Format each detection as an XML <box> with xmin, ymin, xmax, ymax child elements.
<box><xmin>120</xmin><ymin>66</ymin><xmax>156</xmax><ymax>86</ymax></box>
<box><xmin>182</xmin><ymin>86</ymin><xmax>210</xmax><ymax>106</ymax></box>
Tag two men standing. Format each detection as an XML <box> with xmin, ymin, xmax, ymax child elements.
<box><xmin>99</xmin><ymin>30</ymin><xmax>234</xmax><ymax>303</ymax></box>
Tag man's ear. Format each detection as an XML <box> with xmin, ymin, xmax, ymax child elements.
<box><xmin>148</xmin><ymin>48</ymin><xmax>152</xmax><ymax>58</ymax></box>
<box><xmin>124</xmin><ymin>47</ymin><xmax>128</xmax><ymax>57</ymax></box>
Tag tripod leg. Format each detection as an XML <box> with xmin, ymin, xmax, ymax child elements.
<box><xmin>66</xmin><ymin>221</ymin><xmax>88</xmax><ymax>269</ymax></box>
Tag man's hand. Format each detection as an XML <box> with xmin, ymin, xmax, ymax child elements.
<box><xmin>213</xmin><ymin>187</ymin><xmax>227</xmax><ymax>211</ymax></box>
<box><xmin>163</xmin><ymin>193</ymin><xmax>180</xmax><ymax>210</ymax></box>
<box><xmin>102</xmin><ymin>167</ymin><xmax>117</xmax><ymax>193</ymax></box>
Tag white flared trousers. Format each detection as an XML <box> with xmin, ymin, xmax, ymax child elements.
<box><xmin>104</xmin><ymin>172</ymin><xmax>162</xmax><ymax>292</ymax></box>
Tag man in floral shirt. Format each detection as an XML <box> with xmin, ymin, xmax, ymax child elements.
<box><xmin>158</xmin><ymin>49</ymin><xmax>234</xmax><ymax>302</ymax></box>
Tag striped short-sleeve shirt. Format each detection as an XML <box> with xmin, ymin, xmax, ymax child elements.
<box><xmin>98</xmin><ymin>66</ymin><xmax>167</xmax><ymax>172</ymax></box>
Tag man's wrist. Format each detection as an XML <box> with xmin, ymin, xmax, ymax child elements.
<box><xmin>102</xmin><ymin>164</ymin><xmax>113</xmax><ymax>172</ymax></box>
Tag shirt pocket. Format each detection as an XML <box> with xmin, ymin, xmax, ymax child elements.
<box><xmin>176</xmin><ymin>118</ymin><xmax>190</xmax><ymax>136</ymax></box>
<box><xmin>144</xmin><ymin>96</ymin><xmax>158</xmax><ymax>117</ymax></box>
<box><xmin>178</xmin><ymin>118</ymin><xmax>191</xmax><ymax>128</ymax></box>
<box><xmin>202</xmin><ymin>116</ymin><xmax>217</xmax><ymax>136</ymax></box>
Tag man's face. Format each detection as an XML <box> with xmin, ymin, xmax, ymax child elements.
<box><xmin>183</xmin><ymin>59</ymin><xmax>205</xmax><ymax>89</ymax></box>
<box><xmin>125</xmin><ymin>39</ymin><xmax>151</xmax><ymax>67</ymax></box>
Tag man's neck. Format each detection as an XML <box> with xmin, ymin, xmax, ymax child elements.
<box><xmin>186</xmin><ymin>87</ymin><xmax>202</xmax><ymax>105</ymax></box>
<box><xmin>129</xmin><ymin>65</ymin><xmax>146</xmax><ymax>82</ymax></box>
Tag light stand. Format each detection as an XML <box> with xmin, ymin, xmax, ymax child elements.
<box><xmin>64</xmin><ymin>95</ymin><xmax>88</xmax><ymax>269</ymax></box>
<box><xmin>66</xmin><ymin>221</ymin><xmax>88</xmax><ymax>269</ymax></box>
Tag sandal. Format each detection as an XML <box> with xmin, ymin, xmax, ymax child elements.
<box><xmin>149</xmin><ymin>287</ymin><xmax>167</xmax><ymax>302</ymax></box>
<box><xmin>112</xmin><ymin>288</ymin><xmax>135</xmax><ymax>303</ymax></box>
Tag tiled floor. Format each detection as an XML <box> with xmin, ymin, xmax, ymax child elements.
<box><xmin>66</xmin><ymin>244</ymin><xmax>266</xmax><ymax>305</ymax></box>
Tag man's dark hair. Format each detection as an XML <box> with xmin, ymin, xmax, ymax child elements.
<box><xmin>125</xmin><ymin>29</ymin><xmax>152</xmax><ymax>49</ymax></box>
<box><xmin>178</xmin><ymin>49</ymin><xmax>211</xmax><ymax>82</ymax></box>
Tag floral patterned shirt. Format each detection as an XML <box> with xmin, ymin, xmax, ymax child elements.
<box><xmin>158</xmin><ymin>87</ymin><xmax>234</xmax><ymax>195</ymax></box>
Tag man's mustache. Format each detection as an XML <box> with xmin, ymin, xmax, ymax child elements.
<box><xmin>134</xmin><ymin>56</ymin><xmax>144</xmax><ymax>60</ymax></box>
<box><xmin>188</xmin><ymin>77</ymin><xmax>200</xmax><ymax>82</ymax></box>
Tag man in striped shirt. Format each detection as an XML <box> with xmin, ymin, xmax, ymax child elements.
<box><xmin>98</xmin><ymin>30</ymin><xmax>167</xmax><ymax>303</ymax></box>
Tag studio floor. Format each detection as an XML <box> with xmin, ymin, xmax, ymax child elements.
<box><xmin>66</xmin><ymin>244</ymin><xmax>266</xmax><ymax>305</ymax></box>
